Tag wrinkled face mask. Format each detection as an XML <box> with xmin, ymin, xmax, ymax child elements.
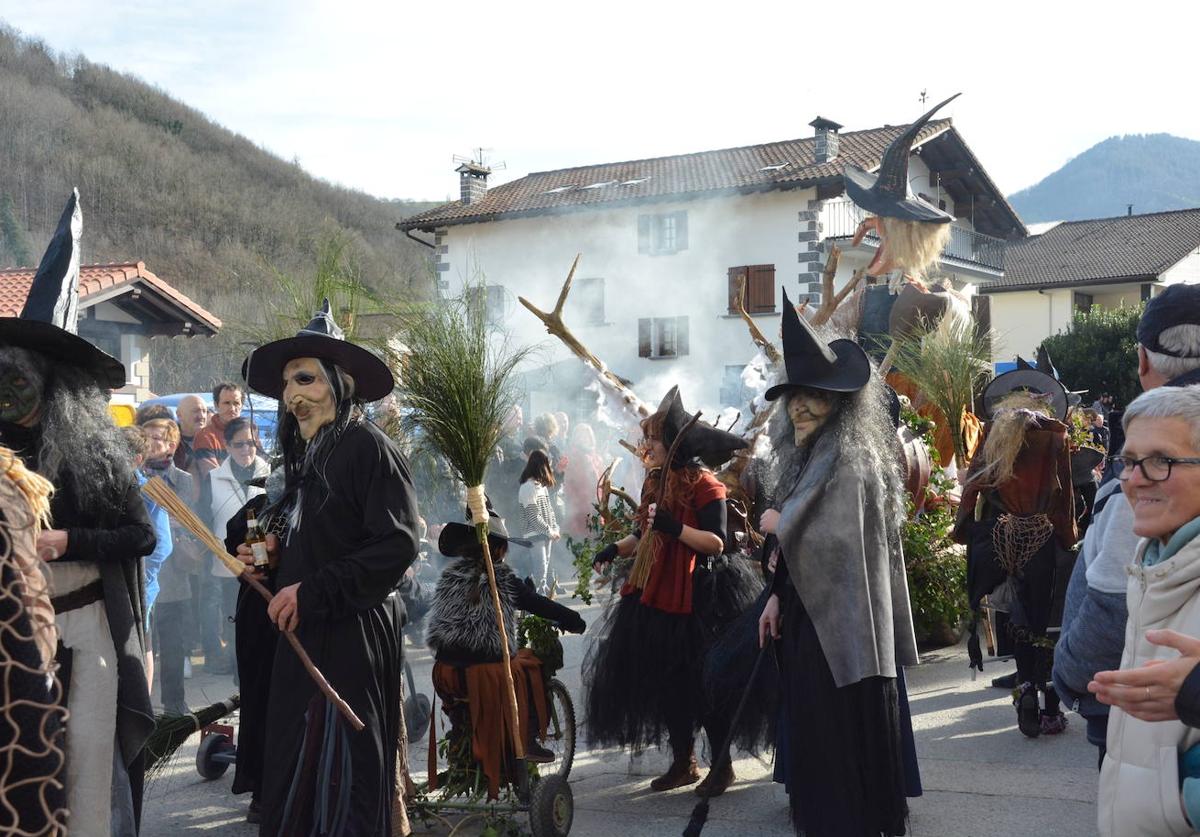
<box><xmin>0</xmin><ymin>347</ymin><xmax>45</xmax><ymax>426</ymax></box>
<box><xmin>787</xmin><ymin>387</ymin><xmax>837</xmax><ymax>446</ymax></box>
<box><xmin>282</xmin><ymin>357</ymin><xmax>336</xmax><ymax>441</ymax></box>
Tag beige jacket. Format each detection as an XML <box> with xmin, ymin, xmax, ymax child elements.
<box><xmin>1100</xmin><ymin>534</ymin><xmax>1200</xmax><ymax>836</ymax></box>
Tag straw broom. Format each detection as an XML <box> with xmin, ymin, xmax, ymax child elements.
<box><xmin>141</xmin><ymin>476</ymin><xmax>364</xmax><ymax>731</ymax></box>
<box><xmin>398</xmin><ymin>288</ymin><xmax>534</xmax><ymax>761</ymax></box>
<box><xmin>144</xmin><ymin>695</ymin><xmax>240</xmax><ymax>775</ymax></box>
<box><xmin>628</xmin><ymin>411</ymin><xmax>701</xmax><ymax>589</ymax></box>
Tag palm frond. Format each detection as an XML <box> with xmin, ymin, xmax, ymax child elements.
<box><xmin>889</xmin><ymin>316</ymin><xmax>992</xmax><ymax>466</ymax></box>
<box><xmin>397</xmin><ymin>288</ymin><xmax>533</xmax><ymax>488</ymax></box>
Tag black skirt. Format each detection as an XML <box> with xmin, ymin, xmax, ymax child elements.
<box><xmin>583</xmin><ymin>591</ymin><xmax>707</xmax><ymax>751</ymax></box>
<box><xmin>774</xmin><ymin>584</ymin><xmax>907</xmax><ymax>837</ymax></box>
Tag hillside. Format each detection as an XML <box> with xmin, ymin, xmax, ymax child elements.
<box><xmin>0</xmin><ymin>26</ymin><xmax>438</xmax><ymax>390</ymax></box>
<box><xmin>1009</xmin><ymin>133</ymin><xmax>1200</xmax><ymax>223</ymax></box>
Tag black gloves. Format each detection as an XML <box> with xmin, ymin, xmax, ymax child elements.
<box><xmin>651</xmin><ymin>506</ymin><xmax>683</xmax><ymax>538</ymax></box>
<box><xmin>563</xmin><ymin>611</ymin><xmax>587</xmax><ymax>634</ymax></box>
<box><xmin>592</xmin><ymin>543</ymin><xmax>619</xmax><ymax>571</ymax></box>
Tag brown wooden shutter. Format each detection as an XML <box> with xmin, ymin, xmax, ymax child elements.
<box><xmin>728</xmin><ymin>267</ymin><xmax>747</xmax><ymax>314</ymax></box>
<box><xmin>747</xmin><ymin>264</ymin><xmax>776</xmax><ymax>313</ymax></box>
<box><xmin>638</xmin><ymin>318</ymin><xmax>651</xmax><ymax>357</ymax></box>
<box><xmin>638</xmin><ymin>216</ymin><xmax>651</xmax><ymax>254</ymax></box>
<box><xmin>674</xmin><ymin>211</ymin><xmax>688</xmax><ymax>251</ymax></box>
<box><xmin>676</xmin><ymin>316</ymin><xmax>689</xmax><ymax>356</ymax></box>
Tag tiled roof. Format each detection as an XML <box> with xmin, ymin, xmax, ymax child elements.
<box><xmin>987</xmin><ymin>209</ymin><xmax>1200</xmax><ymax>291</ymax></box>
<box><xmin>399</xmin><ymin>121</ymin><xmax>954</xmax><ymax>230</ymax></box>
<box><xmin>0</xmin><ymin>262</ymin><xmax>222</xmax><ymax>332</ymax></box>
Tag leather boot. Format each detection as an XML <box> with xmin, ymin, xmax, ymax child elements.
<box><xmin>695</xmin><ymin>762</ymin><xmax>735</xmax><ymax>798</ymax></box>
<box><xmin>650</xmin><ymin>753</ymin><xmax>700</xmax><ymax>791</ymax></box>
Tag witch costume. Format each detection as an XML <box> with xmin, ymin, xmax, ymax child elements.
<box><xmin>243</xmin><ymin>302</ymin><xmax>419</xmax><ymax>836</ymax></box>
<box><xmin>424</xmin><ymin>513</ymin><xmax>585</xmax><ymax>798</ymax></box>
<box><xmin>583</xmin><ymin>387</ymin><xmax>760</xmax><ymax>796</ymax></box>
<box><xmin>0</xmin><ymin>191</ymin><xmax>156</xmax><ymax>837</ymax></box>
<box><xmin>761</xmin><ymin>292</ymin><xmax>918</xmax><ymax>837</ymax></box>
<box><xmin>954</xmin><ymin>367</ymin><xmax>1077</xmax><ymax>738</ymax></box>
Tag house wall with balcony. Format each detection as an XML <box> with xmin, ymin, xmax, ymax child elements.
<box><xmin>436</xmin><ymin>188</ymin><xmax>820</xmax><ymax>417</ymax></box>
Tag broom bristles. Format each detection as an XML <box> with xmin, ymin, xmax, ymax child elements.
<box><xmin>145</xmin><ymin>695</ymin><xmax>240</xmax><ymax>775</ymax></box>
<box><xmin>142</xmin><ymin>476</ymin><xmax>244</xmax><ymax>577</ymax></box>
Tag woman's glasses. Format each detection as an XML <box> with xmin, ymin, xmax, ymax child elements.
<box><xmin>1112</xmin><ymin>455</ymin><xmax>1200</xmax><ymax>482</ymax></box>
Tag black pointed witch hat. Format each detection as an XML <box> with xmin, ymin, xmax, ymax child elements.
<box><xmin>982</xmin><ymin>366</ymin><xmax>1068</xmax><ymax>421</ymax></box>
<box><xmin>843</xmin><ymin>94</ymin><xmax>960</xmax><ymax>224</ymax></box>
<box><xmin>1034</xmin><ymin>346</ymin><xmax>1087</xmax><ymax>406</ymax></box>
<box><xmin>764</xmin><ymin>288</ymin><xmax>871</xmax><ymax>401</ymax></box>
<box><xmin>242</xmin><ymin>299</ymin><xmax>394</xmax><ymax>401</ymax></box>
<box><xmin>0</xmin><ymin>190</ymin><xmax>126</xmax><ymax>388</ymax></box>
<box><xmin>652</xmin><ymin>386</ymin><xmax>748</xmax><ymax>465</ymax></box>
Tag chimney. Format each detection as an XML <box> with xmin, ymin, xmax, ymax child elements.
<box><xmin>457</xmin><ymin>161</ymin><xmax>491</xmax><ymax>205</ymax></box>
<box><xmin>809</xmin><ymin>116</ymin><xmax>844</xmax><ymax>163</ymax></box>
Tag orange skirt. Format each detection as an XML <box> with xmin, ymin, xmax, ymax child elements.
<box><xmin>428</xmin><ymin>649</ymin><xmax>549</xmax><ymax>799</ymax></box>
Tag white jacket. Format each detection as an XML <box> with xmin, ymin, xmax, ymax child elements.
<box><xmin>206</xmin><ymin>456</ymin><xmax>269</xmax><ymax>578</ymax></box>
<box><xmin>1100</xmin><ymin>534</ymin><xmax>1200</xmax><ymax>836</ymax></box>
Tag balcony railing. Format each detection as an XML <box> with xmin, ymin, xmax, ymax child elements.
<box><xmin>821</xmin><ymin>197</ymin><xmax>1005</xmax><ymax>272</ymax></box>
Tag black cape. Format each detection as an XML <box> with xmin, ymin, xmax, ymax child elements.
<box><xmin>258</xmin><ymin>421</ymin><xmax>418</xmax><ymax>837</ymax></box>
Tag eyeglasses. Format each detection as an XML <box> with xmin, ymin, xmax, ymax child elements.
<box><xmin>229</xmin><ymin>441</ymin><xmax>256</xmax><ymax>450</ymax></box>
<box><xmin>1112</xmin><ymin>455</ymin><xmax>1200</xmax><ymax>482</ymax></box>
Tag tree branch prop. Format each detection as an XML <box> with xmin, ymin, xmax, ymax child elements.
<box><xmin>518</xmin><ymin>255</ymin><xmax>650</xmax><ymax>419</ymax></box>
<box><xmin>733</xmin><ymin>276</ymin><xmax>781</xmax><ymax>365</ymax></box>
<box><xmin>141</xmin><ymin>477</ymin><xmax>364</xmax><ymax>731</ymax></box>
<box><xmin>628</xmin><ymin>411</ymin><xmax>701</xmax><ymax>589</ymax></box>
<box><xmin>398</xmin><ymin>291</ymin><xmax>533</xmax><ymax>760</ymax></box>
<box><xmin>809</xmin><ymin>248</ymin><xmax>865</xmax><ymax>328</ymax></box>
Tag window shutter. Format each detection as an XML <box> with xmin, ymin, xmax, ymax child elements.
<box><xmin>676</xmin><ymin>316</ymin><xmax>690</xmax><ymax>356</ymax></box>
<box><xmin>638</xmin><ymin>318</ymin><xmax>651</xmax><ymax>357</ymax></box>
<box><xmin>748</xmin><ymin>265</ymin><xmax>776</xmax><ymax>313</ymax></box>
<box><xmin>638</xmin><ymin>215</ymin><xmax>651</xmax><ymax>254</ymax></box>
<box><xmin>674</xmin><ymin>211</ymin><xmax>688</xmax><ymax>251</ymax></box>
<box><xmin>728</xmin><ymin>267</ymin><xmax>746</xmax><ymax>314</ymax></box>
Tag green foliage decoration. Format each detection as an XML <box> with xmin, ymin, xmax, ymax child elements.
<box><xmin>566</xmin><ymin>492</ymin><xmax>637</xmax><ymax>606</ymax></box>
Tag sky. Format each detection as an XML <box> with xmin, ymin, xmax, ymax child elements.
<box><xmin>0</xmin><ymin>0</ymin><xmax>1194</xmax><ymax>204</ymax></box>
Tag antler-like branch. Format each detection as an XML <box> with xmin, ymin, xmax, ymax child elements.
<box><xmin>733</xmin><ymin>275</ymin><xmax>781</xmax><ymax>364</ymax></box>
<box><xmin>809</xmin><ymin>246</ymin><xmax>865</xmax><ymax>327</ymax></box>
<box><xmin>519</xmin><ymin>255</ymin><xmax>650</xmax><ymax>419</ymax></box>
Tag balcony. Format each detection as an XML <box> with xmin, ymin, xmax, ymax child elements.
<box><xmin>821</xmin><ymin>197</ymin><xmax>1005</xmax><ymax>273</ymax></box>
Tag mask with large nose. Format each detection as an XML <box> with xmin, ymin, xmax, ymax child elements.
<box><xmin>786</xmin><ymin>387</ymin><xmax>838</xmax><ymax>447</ymax></box>
<box><xmin>282</xmin><ymin>357</ymin><xmax>337</xmax><ymax>441</ymax></box>
<box><xmin>0</xmin><ymin>347</ymin><xmax>45</xmax><ymax>426</ymax></box>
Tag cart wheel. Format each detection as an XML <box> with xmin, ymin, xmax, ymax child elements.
<box><xmin>406</xmin><ymin>694</ymin><xmax>432</xmax><ymax>742</ymax></box>
<box><xmin>196</xmin><ymin>733</ymin><xmax>232</xmax><ymax>780</ymax></box>
<box><xmin>529</xmin><ymin>774</ymin><xmax>573</xmax><ymax>837</ymax></box>
<box><xmin>544</xmin><ymin>679</ymin><xmax>576</xmax><ymax>779</ymax></box>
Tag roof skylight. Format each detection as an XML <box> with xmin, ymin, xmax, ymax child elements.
<box><xmin>542</xmin><ymin>185</ymin><xmax>576</xmax><ymax>194</ymax></box>
<box><xmin>759</xmin><ymin>163</ymin><xmax>791</xmax><ymax>172</ymax></box>
<box><xmin>581</xmin><ymin>180</ymin><xmax>616</xmax><ymax>190</ymax></box>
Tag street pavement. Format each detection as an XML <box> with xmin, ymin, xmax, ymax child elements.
<box><xmin>142</xmin><ymin>587</ymin><xmax>1099</xmax><ymax>836</ymax></box>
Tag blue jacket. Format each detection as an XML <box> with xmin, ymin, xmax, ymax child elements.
<box><xmin>136</xmin><ymin>471</ymin><xmax>172</xmax><ymax>615</ymax></box>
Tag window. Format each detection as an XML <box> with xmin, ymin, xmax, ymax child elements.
<box><xmin>637</xmin><ymin>316</ymin><xmax>689</xmax><ymax>359</ymax></box>
<box><xmin>727</xmin><ymin>265</ymin><xmax>776</xmax><ymax>314</ymax></box>
<box><xmin>637</xmin><ymin>211</ymin><xmax>688</xmax><ymax>255</ymax></box>
<box><xmin>466</xmin><ymin>284</ymin><xmax>508</xmax><ymax>326</ymax></box>
<box><xmin>720</xmin><ymin>364</ymin><xmax>752</xmax><ymax>407</ymax></box>
<box><xmin>574</xmin><ymin>277</ymin><xmax>606</xmax><ymax>325</ymax></box>
<box><xmin>1074</xmin><ymin>292</ymin><xmax>1094</xmax><ymax>314</ymax></box>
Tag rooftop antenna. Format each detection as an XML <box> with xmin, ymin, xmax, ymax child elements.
<box><xmin>452</xmin><ymin>147</ymin><xmax>507</xmax><ymax>173</ymax></box>
<box><xmin>919</xmin><ymin>89</ymin><xmax>928</xmax><ymax>105</ymax></box>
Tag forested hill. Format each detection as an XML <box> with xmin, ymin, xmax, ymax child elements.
<box><xmin>0</xmin><ymin>26</ymin><xmax>438</xmax><ymax>332</ymax></box>
<box><xmin>1009</xmin><ymin>134</ymin><xmax>1200</xmax><ymax>223</ymax></box>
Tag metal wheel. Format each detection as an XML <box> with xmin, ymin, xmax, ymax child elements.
<box><xmin>529</xmin><ymin>773</ymin><xmax>573</xmax><ymax>837</ymax></box>
<box><xmin>195</xmin><ymin>733</ymin><xmax>232</xmax><ymax>780</ymax></box>
<box><xmin>544</xmin><ymin>678</ymin><xmax>576</xmax><ymax>778</ymax></box>
<box><xmin>406</xmin><ymin>693</ymin><xmax>432</xmax><ymax>742</ymax></box>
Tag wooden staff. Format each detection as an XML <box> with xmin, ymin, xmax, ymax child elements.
<box><xmin>628</xmin><ymin>411</ymin><xmax>702</xmax><ymax>589</ymax></box>
<box><xmin>141</xmin><ymin>477</ymin><xmax>365</xmax><ymax>731</ymax></box>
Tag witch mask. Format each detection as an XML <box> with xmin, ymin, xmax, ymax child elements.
<box><xmin>282</xmin><ymin>357</ymin><xmax>336</xmax><ymax>441</ymax></box>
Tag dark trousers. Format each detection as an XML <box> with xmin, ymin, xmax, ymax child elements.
<box><xmin>154</xmin><ymin>599</ymin><xmax>190</xmax><ymax>713</ymax></box>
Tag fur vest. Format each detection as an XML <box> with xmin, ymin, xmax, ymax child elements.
<box><xmin>425</xmin><ymin>557</ymin><xmax>524</xmax><ymax>662</ymax></box>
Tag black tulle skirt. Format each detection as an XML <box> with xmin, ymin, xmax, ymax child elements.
<box><xmin>583</xmin><ymin>591</ymin><xmax>707</xmax><ymax>750</ymax></box>
<box><xmin>774</xmin><ymin>584</ymin><xmax>908</xmax><ymax>837</ymax></box>
<box><xmin>702</xmin><ymin>584</ymin><xmax>779</xmax><ymax>755</ymax></box>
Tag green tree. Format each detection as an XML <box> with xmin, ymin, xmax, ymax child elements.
<box><xmin>0</xmin><ymin>193</ymin><xmax>32</xmax><ymax>266</ymax></box>
<box><xmin>1038</xmin><ymin>303</ymin><xmax>1144</xmax><ymax>408</ymax></box>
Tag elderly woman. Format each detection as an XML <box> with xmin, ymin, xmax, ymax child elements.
<box><xmin>1090</xmin><ymin>385</ymin><xmax>1200</xmax><ymax>836</ymax></box>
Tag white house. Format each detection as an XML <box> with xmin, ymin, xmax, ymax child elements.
<box><xmin>983</xmin><ymin>208</ymin><xmax>1200</xmax><ymax>364</ymax></box>
<box><xmin>399</xmin><ymin>117</ymin><xmax>1023</xmax><ymax>417</ymax></box>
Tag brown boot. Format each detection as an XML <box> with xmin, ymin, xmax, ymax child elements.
<box><xmin>695</xmin><ymin>762</ymin><xmax>735</xmax><ymax>798</ymax></box>
<box><xmin>650</xmin><ymin>753</ymin><xmax>701</xmax><ymax>791</ymax></box>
